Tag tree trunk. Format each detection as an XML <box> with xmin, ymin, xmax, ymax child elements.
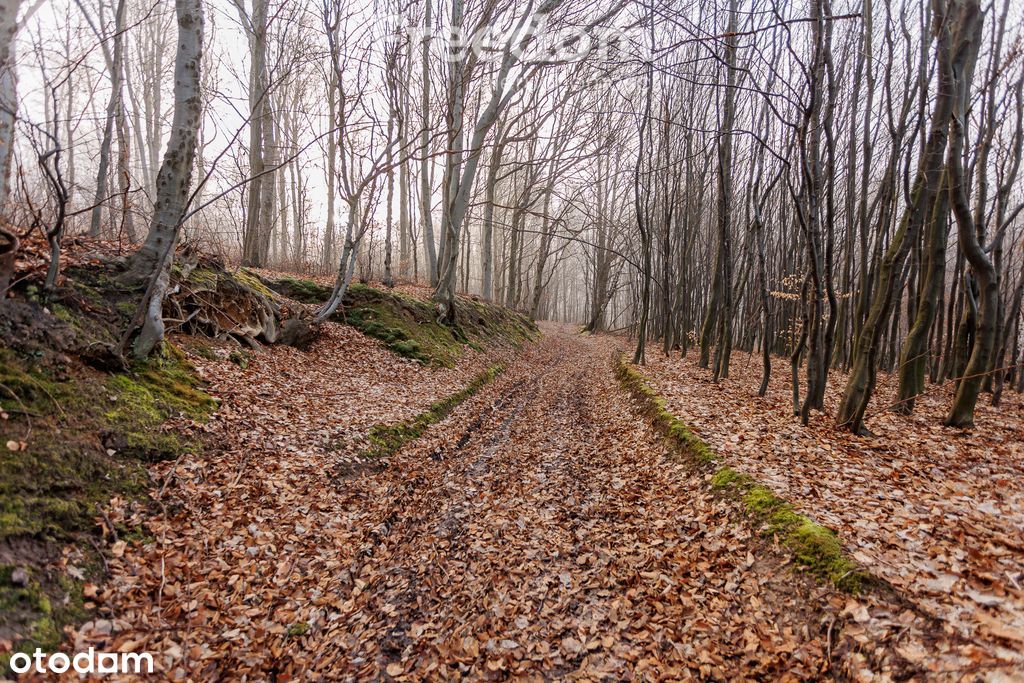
<box><xmin>529</xmin><ymin>186</ymin><xmax>556</xmax><ymax>319</ymax></box>
<box><xmin>944</xmin><ymin>0</ymin><xmax>990</xmax><ymax>427</ymax></box>
<box><xmin>123</xmin><ymin>0</ymin><xmax>204</xmax><ymax>357</ymax></box>
<box><xmin>419</xmin><ymin>0</ymin><xmax>438</xmax><ymax>284</ymax></box>
<box><xmin>323</xmin><ymin>68</ymin><xmax>338</xmax><ymax>272</ymax></box>
<box><xmin>480</xmin><ymin>135</ymin><xmax>505</xmax><ymax>301</ymax></box>
<box><xmin>836</xmin><ymin>0</ymin><xmax>961</xmax><ymax>433</ymax></box>
<box><xmin>711</xmin><ymin>0</ymin><xmax>738</xmax><ymax>381</ymax></box>
<box><xmin>239</xmin><ymin>0</ymin><xmax>269</xmax><ymax>267</ymax></box>
<box><xmin>896</xmin><ymin>178</ymin><xmax>949</xmax><ymax>412</ymax></box>
<box><xmin>398</xmin><ymin>47</ymin><xmax>411</xmax><ymax>279</ymax></box>
<box><xmin>632</xmin><ymin>2</ymin><xmax>654</xmax><ymax>365</ymax></box>
<box><xmin>315</xmin><ymin>202</ymin><xmax>361</xmax><ymax>323</ymax></box>
<box><xmin>0</xmin><ymin>0</ymin><xmax>23</xmax><ymax>208</ymax></box>
<box><xmin>384</xmin><ymin>110</ymin><xmax>395</xmax><ymax>288</ymax></box>
<box><xmin>86</xmin><ymin>0</ymin><xmax>129</xmax><ymax>239</ymax></box>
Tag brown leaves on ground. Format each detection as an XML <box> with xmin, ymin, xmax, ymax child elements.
<box><xmin>639</xmin><ymin>351</ymin><xmax>1024</xmax><ymax>677</ymax></box>
<box><xmin>57</xmin><ymin>322</ymin><xmax>911</xmax><ymax>681</ymax></box>
<box><xmin>9</xmin><ymin>234</ymin><xmax>122</xmax><ymax>283</ymax></box>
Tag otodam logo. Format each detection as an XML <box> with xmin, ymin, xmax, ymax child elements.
<box><xmin>8</xmin><ymin>648</ymin><xmax>155</xmax><ymax>675</ymax></box>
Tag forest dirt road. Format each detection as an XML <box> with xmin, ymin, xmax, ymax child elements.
<box><xmin>307</xmin><ymin>326</ymin><xmax>846</xmax><ymax>679</ymax></box>
<box><xmin>72</xmin><ymin>324</ymin><xmax>878</xmax><ymax>681</ymax></box>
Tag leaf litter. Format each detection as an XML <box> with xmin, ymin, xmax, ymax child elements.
<box><xmin>638</xmin><ymin>350</ymin><xmax>1024</xmax><ymax>678</ymax></box>
<box><xmin>50</xmin><ymin>321</ymin><xmax>1012</xmax><ymax>680</ymax></box>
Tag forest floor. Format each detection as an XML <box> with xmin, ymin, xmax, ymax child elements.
<box><xmin>4</xmin><ymin>241</ymin><xmax>1016</xmax><ymax>680</ymax></box>
<box><xmin>639</xmin><ymin>352</ymin><xmax>1024</xmax><ymax>678</ymax></box>
<box><xmin>41</xmin><ymin>318</ymin><xmax>937</xmax><ymax>682</ymax></box>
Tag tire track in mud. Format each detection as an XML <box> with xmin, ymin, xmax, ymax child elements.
<box><xmin>322</xmin><ymin>339</ymin><xmax>564</xmax><ymax>666</ymax></box>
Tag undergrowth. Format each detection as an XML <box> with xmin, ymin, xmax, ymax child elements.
<box><xmin>614</xmin><ymin>354</ymin><xmax>868</xmax><ymax>592</ymax></box>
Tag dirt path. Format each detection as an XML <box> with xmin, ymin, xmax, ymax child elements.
<box><xmin>71</xmin><ymin>325</ymin><xmax>884</xmax><ymax>680</ymax></box>
<box><xmin>307</xmin><ymin>327</ymin><xmax>857</xmax><ymax>680</ymax></box>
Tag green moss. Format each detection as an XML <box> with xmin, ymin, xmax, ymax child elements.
<box><xmin>744</xmin><ymin>485</ymin><xmax>788</xmax><ymax>516</ymax></box>
<box><xmin>66</xmin><ymin>264</ymin><xmax>135</xmax><ymax>299</ymax></box>
<box><xmin>362</xmin><ymin>365</ymin><xmax>503</xmax><ymax>458</ymax></box>
<box><xmin>0</xmin><ymin>512</ymin><xmax>20</xmax><ymax>533</ymax></box>
<box><xmin>0</xmin><ymin>341</ymin><xmax>212</xmax><ymax>541</ymax></box>
<box><xmin>730</xmin><ymin>483</ymin><xmax>863</xmax><ymax>588</ymax></box>
<box><xmin>235</xmin><ymin>268</ymin><xmax>276</xmax><ymax>298</ymax></box>
<box><xmin>193</xmin><ymin>345</ymin><xmax>218</xmax><ymax>361</ymax></box>
<box><xmin>65</xmin><ymin>279</ymin><xmax>107</xmax><ymax>309</ymax></box>
<box><xmin>263</xmin><ymin>277</ymin><xmax>538</xmax><ymax>365</ymax></box>
<box><xmin>103</xmin><ymin>346</ymin><xmax>216</xmax><ymax>461</ymax></box>
<box><xmin>0</xmin><ymin>349</ymin><xmax>65</xmax><ymax>416</ymax></box>
<box><xmin>0</xmin><ymin>566</ymin><xmax>37</xmax><ymax>612</ymax></box>
<box><xmin>50</xmin><ymin>265</ymin><xmax>140</xmax><ymax>345</ymax></box>
<box><xmin>0</xmin><ymin>351</ymin><xmax>124</xmax><ymax>539</ymax></box>
<box><xmin>613</xmin><ymin>356</ymin><xmax>719</xmax><ymax>466</ymax></box>
<box><xmin>2</xmin><ymin>267</ymin><xmax>214</xmax><ymax>538</ymax></box>
<box><xmin>267</xmin><ymin>276</ymin><xmax>331</xmax><ymax>304</ymax></box>
<box><xmin>1</xmin><ymin>263</ymin><xmax>223</xmax><ymax>669</ymax></box>
<box><xmin>343</xmin><ymin>290</ymin><xmax>458</xmax><ymax>366</ymax></box>
<box><xmin>614</xmin><ymin>354</ymin><xmax>867</xmax><ymax>593</ymax></box>
<box><xmin>0</xmin><ymin>442</ymin><xmax>149</xmax><ymax>540</ymax></box>
<box><xmin>115</xmin><ymin>301</ymin><xmax>137</xmax><ymax>316</ymax></box>
<box><xmin>0</xmin><ymin>565</ymin><xmax>68</xmax><ymax>674</ymax></box>
<box><xmin>184</xmin><ymin>266</ymin><xmax>219</xmax><ymax>291</ymax></box>
<box><xmin>287</xmin><ymin>622</ymin><xmax>310</xmax><ymax>637</ymax></box>
<box><xmin>789</xmin><ymin>522</ymin><xmax>861</xmax><ymax>586</ymax></box>
<box><xmin>709</xmin><ymin>470</ymin><xmax>867</xmax><ymax>591</ymax></box>
<box><xmin>710</xmin><ymin>467</ymin><xmax>752</xmax><ymax>490</ymax></box>
<box><xmin>228</xmin><ymin>350</ymin><xmax>251</xmax><ymax>368</ymax></box>
<box><xmin>50</xmin><ymin>303</ymin><xmax>75</xmax><ymax>324</ymax></box>
<box><xmin>665</xmin><ymin>420</ymin><xmax>717</xmax><ymax>464</ymax></box>
<box><xmin>389</xmin><ymin>340</ymin><xmax>423</xmax><ymax>358</ymax></box>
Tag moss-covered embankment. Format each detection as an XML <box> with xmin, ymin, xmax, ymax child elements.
<box><xmin>266</xmin><ymin>276</ymin><xmax>538</xmax><ymax>367</ymax></box>
<box><xmin>614</xmin><ymin>355</ymin><xmax>869</xmax><ymax>593</ymax></box>
<box><xmin>1</xmin><ymin>261</ymin><xmax>219</xmax><ymax>672</ymax></box>
<box><xmin>1</xmin><ymin>258</ymin><xmax>538</xmax><ymax>671</ymax></box>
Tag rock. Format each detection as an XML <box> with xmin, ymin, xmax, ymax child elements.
<box><xmin>100</xmin><ymin>430</ymin><xmax>128</xmax><ymax>453</ymax></box>
<box><xmin>10</xmin><ymin>566</ymin><xmax>28</xmax><ymax>586</ymax></box>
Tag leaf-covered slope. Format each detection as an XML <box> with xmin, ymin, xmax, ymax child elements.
<box><xmin>0</xmin><ymin>260</ymin><xmax>219</xmax><ymax>672</ymax></box>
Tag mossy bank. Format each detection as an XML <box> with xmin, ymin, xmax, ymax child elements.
<box><xmin>1</xmin><ymin>255</ymin><xmax>537</xmax><ymax>673</ymax></box>
<box><xmin>0</xmin><ymin>263</ymin><xmax>217</xmax><ymax>673</ymax></box>
<box><xmin>614</xmin><ymin>354</ymin><xmax>868</xmax><ymax>593</ymax></box>
<box><xmin>266</xmin><ymin>276</ymin><xmax>539</xmax><ymax>366</ymax></box>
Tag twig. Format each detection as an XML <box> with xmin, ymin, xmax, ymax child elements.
<box><xmin>157</xmin><ymin>451</ymin><xmax>189</xmax><ymax>500</ymax></box>
<box><xmin>825</xmin><ymin>615</ymin><xmax>836</xmax><ymax>666</ymax></box>
<box><xmin>88</xmin><ymin>537</ymin><xmax>110</xmax><ymax>574</ymax></box>
<box><xmin>99</xmin><ymin>508</ymin><xmax>120</xmax><ymax>543</ymax></box>
<box><xmin>0</xmin><ymin>382</ymin><xmax>34</xmax><ymax>441</ymax></box>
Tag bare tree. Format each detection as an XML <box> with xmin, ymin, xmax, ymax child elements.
<box><xmin>121</xmin><ymin>0</ymin><xmax>205</xmax><ymax>357</ymax></box>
